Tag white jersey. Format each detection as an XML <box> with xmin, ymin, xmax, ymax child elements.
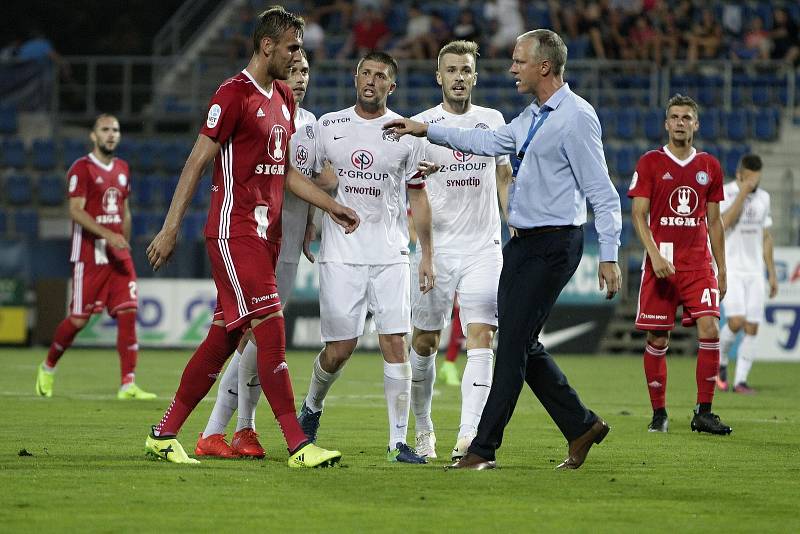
<box><xmin>281</xmin><ymin>107</ymin><xmax>317</xmax><ymax>264</ymax></box>
<box><xmin>720</xmin><ymin>181</ymin><xmax>772</xmax><ymax>274</ymax></box>
<box><xmin>313</xmin><ymin>106</ymin><xmax>426</xmax><ymax>265</ymax></box>
<box><xmin>412</xmin><ymin>104</ymin><xmax>509</xmax><ymax>254</ymax></box>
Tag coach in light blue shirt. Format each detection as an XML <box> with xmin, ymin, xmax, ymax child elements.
<box><xmin>385</xmin><ymin>29</ymin><xmax>620</xmax><ymax>471</ymax></box>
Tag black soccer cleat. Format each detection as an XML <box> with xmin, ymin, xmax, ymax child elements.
<box><xmin>691</xmin><ymin>411</ymin><xmax>732</xmax><ymax>435</ymax></box>
<box><xmin>297</xmin><ymin>401</ymin><xmax>322</xmax><ymax>443</ymax></box>
<box><xmin>648</xmin><ymin>413</ymin><xmax>668</xmax><ymax>432</ymax></box>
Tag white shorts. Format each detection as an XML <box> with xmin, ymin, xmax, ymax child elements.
<box><xmin>319</xmin><ymin>262</ymin><xmax>411</xmax><ymax>342</ymax></box>
<box><xmin>411</xmin><ymin>249</ymin><xmax>502</xmax><ymax>333</ymax></box>
<box><xmin>723</xmin><ymin>272</ymin><xmax>765</xmax><ymax>324</ymax></box>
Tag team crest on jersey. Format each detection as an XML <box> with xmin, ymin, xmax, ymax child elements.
<box><xmin>267</xmin><ymin>124</ymin><xmax>288</xmax><ymax>162</ymax></box>
<box><xmin>695</xmin><ymin>171</ymin><xmax>709</xmax><ymax>185</ymax></box>
<box><xmin>669</xmin><ymin>186</ymin><xmax>698</xmax><ymax>216</ymax></box>
<box><xmin>351</xmin><ymin>149</ymin><xmax>373</xmax><ymax>170</ymax></box>
<box><xmin>475</xmin><ymin>122</ymin><xmax>490</xmax><ymax>129</ymax></box>
<box><xmin>452</xmin><ymin>150</ymin><xmax>473</xmax><ymax>162</ymax></box>
<box><xmin>382</xmin><ymin>129</ymin><xmax>399</xmax><ymax>142</ymax></box>
<box><xmin>305</xmin><ymin>124</ymin><xmax>314</xmax><ymax>139</ymax></box>
<box><xmin>102</xmin><ymin>187</ymin><xmax>122</xmax><ymax>214</ymax></box>
<box><xmin>629</xmin><ymin>171</ymin><xmax>638</xmax><ymax>190</ymax></box>
<box><xmin>118</xmin><ymin>173</ymin><xmax>127</xmax><ymax>187</ymax></box>
<box><xmin>207</xmin><ymin>104</ymin><xmax>221</xmax><ymax>128</ymax></box>
<box><xmin>295</xmin><ymin>144</ymin><xmax>309</xmax><ymax>166</ymax></box>
<box><xmin>281</xmin><ymin>104</ymin><xmax>290</xmax><ymax>121</ymax></box>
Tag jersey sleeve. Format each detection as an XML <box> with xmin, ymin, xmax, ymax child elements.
<box><xmin>491</xmin><ymin>111</ymin><xmax>511</xmax><ymax>166</ymax></box>
<box><xmin>66</xmin><ymin>160</ymin><xmax>90</xmax><ymax>199</ymax></box>
<box><xmin>764</xmin><ymin>193</ymin><xmax>773</xmax><ymax>228</ymax></box>
<box><xmin>627</xmin><ymin>155</ymin><xmax>652</xmax><ymax>198</ymax></box>
<box><xmin>121</xmin><ymin>161</ymin><xmax>132</xmax><ymax>197</ymax></box>
<box><xmin>311</xmin><ymin>120</ymin><xmax>326</xmax><ymax>174</ymax></box>
<box><xmin>405</xmin><ymin>136</ymin><xmax>426</xmax><ymax>189</ymax></box>
<box><xmin>719</xmin><ymin>183</ymin><xmax>733</xmax><ymax>212</ymax></box>
<box><xmin>199</xmin><ymin>84</ymin><xmax>243</xmax><ymax>145</ymax></box>
<box><xmin>707</xmin><ymin>157</ymin><xmax>724</xmax><ymax>203</ymax></box>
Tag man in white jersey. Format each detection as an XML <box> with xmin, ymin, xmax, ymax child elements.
<box><xmin>195</xmin><ymin>50</ymin><xmax>320</xmax><ymax>459</ymax></box>
<box><xmin>407</xmin><ymin>40</ymin><xmax>513</xmax><ymax>460</ymax></box>
<box><xmin>297</xmin><ymin>51</ymin><xmax>439</xmax><ymax>464</ymax></box>
<box><xmin>717</xmin><ymin>154</ymin><xmax>778</xmax><ymax>394</ymax></box>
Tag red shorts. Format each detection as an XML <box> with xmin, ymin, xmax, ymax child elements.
<box><xmin>207</xmin><ymin>236</ymin><xmax>282</xmax><ymax>332</ymax></box>
<box><xmin>70</xmin><ymin>258</ymin><xmax>138</xmax><ymax>318</ymax></box>
<box><xmin>635</xmin><ymin>268</ymin><xmax>720</xmax><ymax>331</ymax></box>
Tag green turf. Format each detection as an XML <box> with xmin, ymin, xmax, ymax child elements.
<box><xmin>1</xmin><ymin>348</ymin><xmax>798</xmax><ymax>533</ymax></box>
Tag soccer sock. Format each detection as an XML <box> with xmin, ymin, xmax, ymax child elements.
<box><xmin>459</xmin><ymin>348</ymin><xmax>493</xmax><ymax>437</ymax></box>
<box><xmin>116</xmin><ymin>312</ymin><xmax>138</xmax><ymax>386</ymax></box>
<box><xmin>445</xmin><ymin>308</ymin><xmax>463</xmax><ymax>363</ymax></box>
<box><xmin>696</xmin><ymin>338</ymin><xmax>720</xmax><ymax>406</ymax></box>
<box><xmin>410</xmin><ymin>348</ymin><xmax>436</xmax><ymax>433</ymax></box>
<box><xmin>154</xmin><ymin>324</ymin><xmax>240</xmax><ymax>436</ymax></box>
<box><xmin>384</xmin><ymin>360</ymin><xmax>412</xmax><ymax>449</ymax></box>
<box><xmin>202</xmin><ymin>350</ymin><xmax>240</xmax><ymax>438</ymax></box>
<box><xmin>45</xmin><ymin>318</ymin><xmax>82</xmax><ymax>368</ymax></box>
<box><xmin>236</xmin><ymin>340</ymin><xmax>260</xmax><ymax>432</ymax></box>
<box><xmin>304</xmin><ymin>350</ymin><xmax>341</xmax><ymax>413</ymax></box>
<box><xmin>643</xmin><ymin>343</ymin><xmax>668</xmax><ymax>411</ymax></box>
<box><xmin>719</xmin><ymin>322</ymin><xmax>736</xmax><ymax>368</ymax></box>
<box><xmin>734</xmin><ymin>334</ymin><xmax>757</xmax><ymax>386</ymax></box>
<box><xmin>252</xmin><ymin>316</ymin><xmax>306</xmax><ymax>452</ymax></box>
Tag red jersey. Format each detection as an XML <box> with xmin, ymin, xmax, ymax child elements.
<box><xmin>200</xmin><ymin>69</ymin><xmax>296</xmax><ymax>242</ymax></box>
<box><xmin>68</xmin><ymin>153</ymin><xmax>131</xmax><ymax>264</ymax></box>
<box><xmin>628</xmin><ymin>146</ymin><xmax>724</xmax><ymax>271</ymax></box>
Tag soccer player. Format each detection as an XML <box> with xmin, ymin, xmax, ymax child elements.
<box><xmin>194</xmin><ymin>50</ymin><xmax>319</xmax><ymax>459</ymax></box>
<box><xmin>628</xmin><ymin>94</ymin><xmax>732</xmax><ymax>435</ymax></box>
<box><xmin>143</xmin><ymin>7</ymin><xmax>358</xmax><ymax>466</ymax></box>
<box><xmin>296</xmin><ymin>51</ymin><xmax>438</xmax><ymax>464</ymax></box>
<box><xmin>407</xmin><ymin>40</ymin><xmax>513</xmax><ymax>460</ymax></box>
<box><xmin>34</xmin><ymin>114</ymin><xmax>156</xmax><ymax>400</ymax></box>
<box><xmin>717</xmin><ymin>154</ymin><xmax>778</xmax><ymax>394</ymax></box>
<box><xmin>439</xmin><ymin>301</ymin><xmax>465</xmax><ymax>387</ymax></box>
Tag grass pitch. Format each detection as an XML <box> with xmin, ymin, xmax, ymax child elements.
<box><xmin>1</xmin><ymin>348</ymin><xmax>798</xmax><ymax>533</ymax></box>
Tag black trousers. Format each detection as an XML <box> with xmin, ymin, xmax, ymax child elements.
<box><xmin>469</xmin><ymin>226</ymin><xmax>598</xmax><ymax>461</ymax></box>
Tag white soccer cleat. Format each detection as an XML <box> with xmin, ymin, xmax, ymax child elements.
<box><xmin>415</xmin><ymin>431</ymin><xmax>437</xmax><ymax>459</ymax></box>
<box><xmin>451</xmin><ymin>432</ymin><xmax>476</xmax><ymax>461</ymax></box>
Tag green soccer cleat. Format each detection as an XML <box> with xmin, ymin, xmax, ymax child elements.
<box><xmin>439</xmin><ymin>360</ymin><xmax>460</xmax><ymax>386</ymax></box>
<box><xmin>287</xmin><ymin>442</ymin><xmax>342</xmax><ymax>468</ymax></box>
<box><xmin>145</xmin><ymin>430</ymin><xmax>200</xmax><ymax>464</ymax></box>
<box><xmin>35</xmin><ymin>364</ymin><xmax>54</xmax><ymax>397</ymax></box>
<box><xmin>118</xmin><ymin>383</ymin><xmax>157</xmax><ymax>400</ymax></box>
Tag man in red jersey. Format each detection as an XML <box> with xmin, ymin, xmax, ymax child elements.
<box><xmin>628</xmin><ymin>94</ymin><xmax>731</xmax><ymax>436</ymax></box>
<box><xmin>143</xmin><ymin>6</ymin><xmax>359</xmax><ymax>467</ymax></box>
<box><xmin>34</xmin><ymin>114</ymin><xmax>156</xmax><ymax>400</ymax></box>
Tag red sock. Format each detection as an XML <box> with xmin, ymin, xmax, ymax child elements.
<box><xmin>253</xmin><ymin>316</ymin><xmax>307</xmax><ymax>452</ymax></box>
<box><xmin>154</xmin><ymin>324</ymin><xmax>240</xmax><ymax>436</ymax></box>
<box><xmin>445</xmin><ymin>306</ymin><xmax>464</xmax><ymax>363</ymax></box>
<box><xmin>116</xmin><ymin>312</ymin><xmax>138</xmax><ymax>385</ymax></box>
<box><xmin>643</xmin><ymin>343</ymin><xmax>668</xmax><ymax>410</ymax></box>
<box><xmin>696</xmin><ymin>338</ymin><xmax>720</xmax><ymax>405</ymax></box>
<box><xmin>46</xmin><ymin>317</ymin><xmax>82</xmax><ymax>368</ymax></box>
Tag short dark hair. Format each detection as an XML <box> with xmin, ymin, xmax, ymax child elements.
<box><xmin>739</xmin><ymin>153</ymin><xmax>763</xmax><ymax>172</ymax></box>
<box><xmin>252</xmin><ymin>6</ymin><xmax>304</xmax><ymax>54</ymax></box>
<box><xmin>356</xmin><ymin>51</ymin><xmax>398</xmax><ymax>80</ymax></box>
<box><xmin>666</xmin><ymin>93</ymin><xmax>699</xmax><ymax>118</ymax></box>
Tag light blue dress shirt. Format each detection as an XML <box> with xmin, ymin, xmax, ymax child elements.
<box><xmin>427</xmin><ymin>83</ymin><xmax>622</xmax><ymax>262</ymax></box>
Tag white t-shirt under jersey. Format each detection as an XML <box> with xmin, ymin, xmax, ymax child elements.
<box><xmin>313</xmin><ymin>106</ymin><xmax>426</xmax><ymax>265</ymax></box>
<box><xmin>412</xmin><ymin>104</ymin><xmax>509</xmax><ymax>254</ymax></box>
<box><xmin>720</xmin><ymin>181</ymin><xmax>772</xmax><ymax>274</ymax></box>
<box><xmin>281</xmin><ymin>107</ymin><xmax>317</xmax><ymax>264</ymax></box>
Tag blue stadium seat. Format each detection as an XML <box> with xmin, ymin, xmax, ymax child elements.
<box><xmin>753</xmin><ymin>111</ymin><xmax>778</xmax><ymax>141</ymax></box>
<box><xmin>13</xmin><ymin>209</ymin><xmax>39</xmax><ymax>237</ymax></box>
<box><xmin>0</xmin><ymin>106</ymin><xmax>17</xmax><ymax>134</ymax></box>
<box><xmin>722</xmin><ymin>144</ymin><xmax>750</xmax><ymax>177</ymax></box>
<box><xmin>751</xmin><ymin>84</ymin><xmax>771</xmax><ymax>107</ymax></box>
<box><xmin>136</xmin><ymin>140</ymin><xmax>159</xmax><ymax>173</ymax></box>
<box><xmin>698</xmin><ymin>108</ymin><xmax>720</xmax><ymax>142</ymax></box>
<box><xmin>131</xmin><ymin>173</ymin><xmax>156</xmax><ymax>206</ymax></box>
<box><xmin>615</xmin><ymin>108</ymin><xmax>638</xmax><ymax>140</ymax></box>
<box><xmin>62</xmin><ymin>138</ymin><xmax>88</xmax><ymax>166</ymax></box>
<box><xmin>32</xmin><ymin>139</ymin><xmax>57</xmax><ymax>171</ymax></box>
<box><xmin>162</xmin><ymin>140</ymin><xmax>191</xmax><ymax>173</ymax></box>
<box><xmin>724</xmin><ymin>110</ymin><xmax>748</xmax><ymax>141</ymax></box>
<box><xmin>615</xmin><ymin>146</ymin><xmax>638</xmax><ymax>178</ymax></box>
<box><xmin>697</xmin><ymin>76</ymin><xmax>722</xmax><ymax>107</ymax></box>
<box><xmin>38</xmin><ymin>174</ymin><xmax>65</xmax><ymax>206</ymax></box>
<box><xmin>596</xmin><ymin>109</ymin><xmax>615</xmax><ymax>141</ymax></box>
<box><xmin>1</xmin><ymin>138</ymin><xmax>26</xmax><ymax>168</ymax></box>
<box><xmin>698</xmin><ymin>143</ymin><xmax>721</xmax><ymax>162</ymax></box>
<box><xmin>643</xmin><ymin>109</ymin><xmax>663</xmax><ymax>142</ymax></box>
<box><xmin>132</xmin><ymin>213</ymin><xmax>151</xmax><ymax>240</ymax></box>
<box><xmin>161</xmin><ymin>175</ymin><xmax>179</xmax><ymax>206</ymax></box>
<box><xmin>620</xmin><ymin>218</ymin><xmax>635</xmax><ymax>246</ymax></box>
<box><xmin>6</xmin><ymin>174</ymin><xmax>33</xmax><ymax>205</ymax></box>
<box><xmin>115</xmin><ymin>138</ymin><xmax>138</xmax><ymax>165</ymax></box>
<box><xmin>616</xmin><ymin>181</ymin><xmax>632</xmax><ymax>213</ymax></box>
<box><xmin>0</xmin><ymin>210</ymin><xmax>6</xmax><ymax>236</ymax></box>
<box><xmin>181</xmin><ymin>210</ymin><xmax>207</xmax><ymax>242</ymax></box>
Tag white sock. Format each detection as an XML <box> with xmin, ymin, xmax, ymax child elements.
<box><xmin>304</xmin><ymin>352</ymin><xmax>341</xmax><ymax>413</ymax></box>
<box><xmin>410</xmin><ymin>348</ymin><xmax>436</xmax><ymax>433</ymax></box>
<box><xmin>42</xmin><ymin>362</ymin><xmax>55</xmax><ymax>373</ymax></box>
<box><xmin>734</xmin><ymin>334</ymin><xmax>757</xmax><ymax>385</ymax></box>
<box><xmin>719</xmin><ymin>322</ymin><xmax>737</xmax><ymax>367</ymax></box>
<box><xmin>459</xmin><ymin>348</ymin><xmax>494</xmax><ymax>438</ymax></box>
<box><xmin>384</xmin><ymin>360</ymin><xmax>412</xmax><ymax>449</ymax></box>
<box><xmin>202</xmin><ymin>351</ymin><xmax>240</xmax><ymax>438</ymax></box>
<box><xmin>236</xmin><ymin>340</ymin><xmax>260</xmax><ymax>432</ymax></box>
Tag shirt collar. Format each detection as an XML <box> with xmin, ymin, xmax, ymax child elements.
<box><xmin>531</xmin><ymin>83</ymin><xmax>571</xmax><ymax>115</ymax></box>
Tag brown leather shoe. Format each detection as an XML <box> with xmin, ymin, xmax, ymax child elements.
<box><xmin>556</xmin><ymin>418</ymin><xmax>610</xmax><ymax>470</ymax></box>
<box><xmin>447</xmin><ymin>452</ymin><xmax>497</xmax><ymax>470</ymax></box>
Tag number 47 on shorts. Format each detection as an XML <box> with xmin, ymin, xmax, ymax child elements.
<box><xmin>701</xmin><ymin>287</ymin><xmax>720</xmax><ymax>307</ymax></box>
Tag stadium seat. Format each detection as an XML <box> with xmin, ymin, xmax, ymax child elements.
<box><xmin>643</xmin><ymin>109</ymin><xmax>663</xmax><ymax>142</ymax></box>
<box><xmin>724</xmin><ymin>110</ymin><xmax>748</xmax><ymax>141</ymax></box>
<box><xmin>1</xmin><ymin>138</ymin><xmax>26</xmax><ymax>168</ymax></box>
<box><xmin>0</xmin><ymin>106</ymin><xmax>17</xmax><ymax>134</ymax></box>
<box><xmin>162</xmin><ymin>140</ymin><xmax>191</xmax><ymax>173</ymax></box>
<box><xmin>181</xmin><ymin>210</ymin><xmax>207</xmax><ymax>242</ymax></box>
<box><xmin>615</xmin><ymin>146</ymin><xmax>638</xmax><ymax>178</ymax></box>
<box><xmin>0</xmin><ymin>210</ymin><xmax>6</xmax><ymax>236</ymax></box>
<box><xmin>752</xmin><ymin>84</ymin><xmax>771</xmax><ymax>107</ymax></box>
<box><xmin>115</xmin><ymin>138</ymin><xmax>138</xmax><ymax>165</ymax></box>
<box><xmin>698</xmin><ymin>143</ymin><xmax>721</xmax><ymax>162</ymax></box>
<box><xmin>596</xmin><ymin>109</ymin><xmax>615</xmax><ymax>141</ymax></box>
<box><xmin>136</xmin><ymin>140</ymin><xmax>159</xmax><ymax>173</ymax></box>
<box><xmin>13</xmin><ymin>209</ymin><xmax>39</xmax><ymax>237</ymax></box>
<box><xmin>620</xmin><ymin>218</ymin><xmax>635</xmax><ymax>246</ymax></box>
<box><xmin>32</xmin><ymin>139</ymin><xmax>57</xmax><ymax>171</ymax></box>
<box><xmin>132</xmin><ymin>173</ymin><xmax>157</xmax><ymax>207</ymax></box>
<box><xmin>6</xmin><ymin>174</ymin><xmax>33</xmax><ymax>205</ymax></box>
<box><xmin>615</xmin><ymin>108</ymin><xmax>638</xmax><ymax>140</ymax></box>
<box><xmin>62</xmin><ymin>138</ymin><xmax>88</xmax><ymax>166</ymax></box>
<box><xmin>616</xmin><ymin>181</ymin><xmax>632</xmax><ymax>213</ymax></box>
<box><xmin>722</xmin><ymin>144</ymin><xmax>750</xmax><ymax>177</ymax></box>
<box><xmin>698</xmin><ymin>108</ymin><xmax>720</xmax><ymax>142</ymax></box>
<box><xmin>753</xmin><ymin>112</ymin><xmax>778</xmax><ymax>141</ymax></box>
<box><xmin>37</xmin><ymin>174</ymin><xmax>65</xmax><ymax>206</ymax></box>
<box><xmin>161</xmin><ymin>175</ymin><xmax>179</xmax><ymax>206</ymax></box>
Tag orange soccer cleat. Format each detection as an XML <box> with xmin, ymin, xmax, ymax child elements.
<box><xmin>231</xmin><ymin>428</ymin><xmax>266</xmax><ymax>459</ymax></box>
<box><xmin>194</xmin><ymin>433</ymin><xmax>241</xmax><ymax>459</ymax></box>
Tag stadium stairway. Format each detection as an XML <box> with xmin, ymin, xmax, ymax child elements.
<box><xmin>598</xmin><ymin>301</ymin><xmax>698</xmax><ymax>356</ymax></box>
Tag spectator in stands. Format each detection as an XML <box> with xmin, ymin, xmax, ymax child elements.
<box><xmin>336</xmin><ymin>6</ymin><xmax>392</xmax><ymax>60</ymax></box>
<box><xmin>769</xmin><ymin>8</ymin><xmax>800</xmax><ymax>65</ymax></box>
<box><xmin>17</xmin><ymin>28</ymin><xmax>70</xmax><ymax>78</ymax></box>
<box><xmin>484</xmin><ymin>0</ymin><xmax>524</xmax><ymax>58</ymax></box>
<box><xmin>629</xmin><ymin>14</ymin><xmax>662</xmax><ymax>64</ymax></box>
<box><xmin>687</xmin><ymin>8</ymin><xmax>722</xmax><ymax>65</ymax></box>
<box><xmin>389</xmin><ymin>3</ymin><xmax>435</xmax><ymax>59</ymax></box>
<box><xmin>585</xmin><ymin>2</ymin><xmax>626</xmax><ymax>60</ymax></box>
<box><xmin>226</xmin><ymin>4</ymin><xmax>256</xmax><ymax>60</ymax></box>
<box><xmin>730</xmin><ymin>16</ymin><xmax>770</xmax><ymax>61</ymax></box>
<box><xmin>428</xmin><ymin>11</ymin><xmax>453</xmax><ymax>55</ymax></box>
<box><xmin>451</xmin><ymin>8</ymin><xmax>481</xmax><ymax>45</ymax></box>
